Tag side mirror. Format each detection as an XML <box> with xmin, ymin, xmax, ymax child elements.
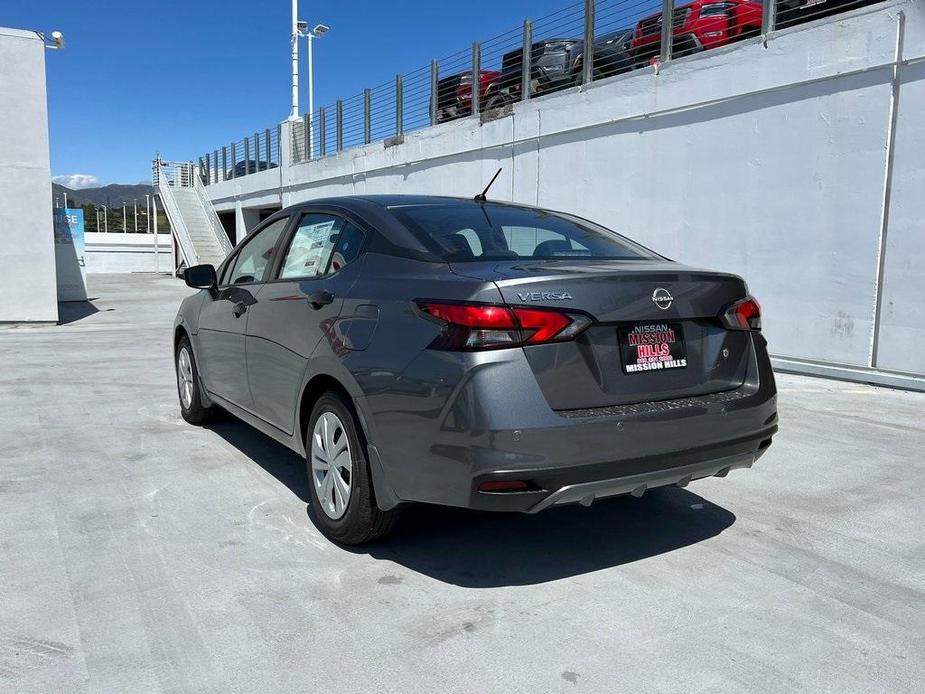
<box><xmin>184</xmin><ymin>264</ymin><xmax>217</xmax><ymax>290</ymax></box>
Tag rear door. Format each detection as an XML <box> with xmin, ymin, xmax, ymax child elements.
<box><xmin>245</xmin><ymin>211</ymin><xmax>366</xmax><ymax>434</ymax></box>
<box><xmin>196</xmin><ymin>216</ymin><xmax>288</xmax><ymax>407</ymax></box>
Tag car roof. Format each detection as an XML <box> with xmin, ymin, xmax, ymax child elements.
<box><xmin>290</xmin><ymin>194</ymin><xmax>530</xmax><ymax>210</ymax></box>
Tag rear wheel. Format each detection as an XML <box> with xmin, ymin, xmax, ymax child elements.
<box><xmin>176</xmin><ymin>336</ymin><xmax>213</xmax><ymax>424</ymax></box>
<box><xmin>306</xmin><ymin>391</ymin><xmax>399</xmax><ymax>545</ymax></box>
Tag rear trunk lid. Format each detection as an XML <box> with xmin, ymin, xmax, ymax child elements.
<box><xmin>451</xmin><ymin>259</ymin><xmax>753</xmax><ymax>410</ymax></box>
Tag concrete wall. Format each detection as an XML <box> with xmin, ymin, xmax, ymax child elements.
<box><xmin>204</xmin><ymin>2</ymin><xmax>925</xmax><ymax>384</ymax></box>
<box><xmin>0</xmin><ymin>27</ymin><xmax>57</xmax><ymax>322</ymax></box>
<box><xmin>84</xmin><ymin>233</ymin><xmax>173</xmax><ymax>274</ymax></box>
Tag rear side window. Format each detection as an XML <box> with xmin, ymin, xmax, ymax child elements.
<box><xmin>277</xmin><ymin>214</ymin><xmax>366</xmax><ymax>279</ymax></box>
<box><xmin>388</xmin><ymin>203</ymin><xmax>658</xmax><ymax>261</ymax></box>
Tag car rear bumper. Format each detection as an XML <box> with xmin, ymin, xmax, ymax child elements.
<box><xmin>468</xmin><ymin>425</ymin><xmax>774</xmax><ymax>512</ymax></box>
<box><xmin>364</xmin><ymin>333</ymin><xmax>777</xmax><ymax>512</ymax></box>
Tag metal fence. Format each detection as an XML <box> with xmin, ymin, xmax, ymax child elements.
<box><xmin>204</xmin><ymin>0</ymin><xmax>886</xmax><ymax>179</ymax></box>
<box><xmin>200</xmin><ymin>125</ymin><xmax>282</xmax><ymax>185</ymax></box>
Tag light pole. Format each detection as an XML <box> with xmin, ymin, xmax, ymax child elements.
<box><xmin>133</xmin><ymin>199</ymin><xmax>138</xmax><ymax>232</ymax></box>
<box><xmin>296</xmin><ymin>21</ymin><xmax>330</xmax><ymax>157</ymax></box>
<box><xmin>145</xmin><ymin>194</ymin><xmax>151</xmax><ymax>233</ymax></box>
<box><xmin>152</xmin><ymin>195</ymin><xmax>159</xmax><ymax>274</ymax></box>
<box><xmin>102</xmin><ymin>205</ymin><xmax>108</xmax><ymax>233</ymax></box>
<box><xmin>122</xmin><ymin>204</ymin><xmax>127</xmax><ymax>232</ymax></box>
<box><xmin>290</xmin><ymin>0</ymin><xmax>300</xmax><ymax>120</ymax></box>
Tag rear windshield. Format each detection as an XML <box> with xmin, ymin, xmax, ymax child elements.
<box><xmin>388</xmin><ymin>203</ymin><xmax>658</xmax><ymax>262</ymax></box>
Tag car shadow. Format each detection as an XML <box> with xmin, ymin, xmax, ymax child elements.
<box><xmin>207</xmin><ymin>416</ymin><xmax>311</xmax><ymax>503</ymax></box>
<box><xmin>207</xmin><ymin>418</ymin><xmax>736</xmax><ymax>588</ymax></box>
<box><xmin>360</xmin><ymin>489</ymin><xmax>735</xmax><ymax>587</ymax></box>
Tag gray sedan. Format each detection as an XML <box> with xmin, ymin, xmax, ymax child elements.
<box><xmin>174</xmin><ymin>195</ymin><xmax>777</xmax><ymax>544</ymax></box>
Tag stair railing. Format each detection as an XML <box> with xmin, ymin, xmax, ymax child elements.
<box><xmin>155</xmin><ymin>161</ymin><xmax>199</xmax><ymax>270</ymax></box>
<box><xmin>193</xmin><ymin>167</ymin><xmax>234</xmax><ymax>257</ymax></box>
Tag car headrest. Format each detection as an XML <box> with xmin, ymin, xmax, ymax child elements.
<box><xmin>533</xmin><ymin>239</ymin><xmax>572</xmax><ymax>257</ymax></box>
<box><xmin>443</xmin><ymin>234</ymin><xmax>474</xmax><ymax>259</ymax></box>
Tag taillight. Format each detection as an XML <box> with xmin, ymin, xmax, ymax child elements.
<box><xmin>721</xmin><ymin>296</ymin><xmax>761</xmax><ymax>331</ymax></box>
<box><xmin>417</xmin><ymin>301</ymin><xmax>592</xmax><ymax>350</ymax></box>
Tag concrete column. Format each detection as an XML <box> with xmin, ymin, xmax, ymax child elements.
<box><xmin>235</xmin><ymin>202</ymin><xmax>261</xmax><ymax>238</ymax></box>
<box><xmin>0</xmin><ymin>28</ymin><xmax>58</xmax><ymax>322</ymax></box>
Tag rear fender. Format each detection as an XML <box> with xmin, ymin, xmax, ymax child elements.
<box><xmin>294</xmin><ymin>357</ymin><xmax>401</xmax><ymax>511</ymax></box>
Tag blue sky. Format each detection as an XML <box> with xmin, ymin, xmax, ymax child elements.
<box><xmin>3</xmin><ymin>0</ymin><xmax>580</xmax><ymax>186</ymax></box>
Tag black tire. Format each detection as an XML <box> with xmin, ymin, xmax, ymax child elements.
<box><xmin>484</xmin><ymin>92</ymin><xmax>512</xmax><ymax>111</ymax></box>
<box><xmin>306</xmin><ymin>391</ymin><xmax>399</xmax><ymax>545</ymax></box>
<box><xmin>175</xmin><ymin>335</ymin><xmax>213</xmax><ymax>425</ymax></box>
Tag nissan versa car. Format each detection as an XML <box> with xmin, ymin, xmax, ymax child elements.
<box><xmin>174</xmin><ymin>195</ymin><xmax>777</xmax><ymax>544</ymax></box>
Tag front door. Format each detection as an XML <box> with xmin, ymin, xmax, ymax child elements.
<box><xmin>246</xmin><ymin>212</ymin><xmax>367</xmax><ymax>433</ymax></box>
<box><xmin>196</xmin><ymin>216</ymin><xmax>289</xmax><ymax>409</ymax></box>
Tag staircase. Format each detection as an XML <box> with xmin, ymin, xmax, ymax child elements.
<box><xmin>170</xmin><ymin>187</ymin><xmax>226</xmax><ymax>268</ymax></box>
<box><xmin>154</xmin><ymin>160</ymin><xmax>232</xmax><ymax>273</ymax></box>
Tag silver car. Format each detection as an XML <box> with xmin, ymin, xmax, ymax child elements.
<box><xmin>174</xmin><ymin>195</ymin><xmax>777</xmax><ymax>544</ymax></box>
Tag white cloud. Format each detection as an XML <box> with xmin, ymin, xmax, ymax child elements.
<box><xmin>53</xmin><ymin>174</ymin><xmax>100</xmax><ymax>189</ymax></box>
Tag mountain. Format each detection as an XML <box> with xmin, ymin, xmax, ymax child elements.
<box><xmin>53</xmin><ymin>183</ymin><xmax>154</xmax><ymax>208</ymax></box>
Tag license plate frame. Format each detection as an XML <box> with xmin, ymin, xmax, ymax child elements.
<box><xmin>618</xmin><ymin>322</ymin><xmax>688</xmax><ymax>374</ymax></box>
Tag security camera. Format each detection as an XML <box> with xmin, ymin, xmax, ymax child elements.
<box><xmin>45</xmin><ymin>30</ymin><xmax>65</xmax><ymax>50</ymax></box>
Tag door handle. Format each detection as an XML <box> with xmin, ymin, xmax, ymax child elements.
<box><xmin>307</xmin><ymin>290</ymin><xmax>334</xmax><ymax>309</ymax></box>
<box><xmin>232</xmin><ymin>301</ymin><xmax>248</xmax><ymax>318</ymax></box>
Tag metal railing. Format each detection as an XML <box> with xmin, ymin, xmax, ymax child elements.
<box><xmin>153</xmin><ymin>161</ymin><xmax>198</xmax><ymax>268</ymax></box>
<box><xmin>200</xmin><ymin>124</ymin><xmax>282</xmax><ymax>185</ymax></box>
<box><xmin>205</xmin><ymin>0</ymin><xmax>886</xmax><ymax>177</ymax></box>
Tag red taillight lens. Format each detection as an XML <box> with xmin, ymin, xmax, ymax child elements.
<box><xmin>721</xmin><ymin>296</ymin><xmax>761</xmax><ymax>331</ymax></box>
<box><xmin>417</xmin><ymin>301</ymin><xmax>591</xmax><ymax>350</ymax></box>
<box><xmin>512</xmin><ymin>307</ymin><xmax>573</xmax><ymax>344</ymax></box>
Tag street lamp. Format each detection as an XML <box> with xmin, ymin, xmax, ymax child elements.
<box><xmin>297</xmin><ymin>21</ymin><xmax>329</xmax><ymax>157</ymax></box>
<box><xmin>289</xmin><ymin>0</ymin><xmax>330</xmax><ymax>119</ymax></box>
<box><xmin>303</xmin><ymin>23</ymin><xmax>329</xmax><ymax>122</ymax></box>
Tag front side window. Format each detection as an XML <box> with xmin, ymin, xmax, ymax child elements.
<box><xmin>226</xmin><ymin>217</ymin><xmax>288</xmax><ymax>285</ymax></box>
<box><xmin>388</xmin><ymin>203</ymin><xmax>659</xmax><ymax>261</ymax></box>
<box><xmin>278</xmin><ymin>215</ymin><xmax>366</xmax><ymax>279</ymax></box>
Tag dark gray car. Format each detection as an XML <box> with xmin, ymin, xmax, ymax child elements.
<box><xmin>174</xmin><ymin>195</ymin><xmax>777</xmax><ymax>544</ymax></box>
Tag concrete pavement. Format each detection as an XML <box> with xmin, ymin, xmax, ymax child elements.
<box><xmin>1</xmin><ymin>274</ymin><xmax>923</xmax><ymax>692</ymax></box>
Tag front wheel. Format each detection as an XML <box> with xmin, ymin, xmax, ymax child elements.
<box><xmin>306</xmin><ymin>391</ymin><xmax>399</xmax><ymax>545</ymax></box>
<box><xmin>176</xmin><ymin>336</ymin><xmax>213</xmax><ymax>424</ymax></box>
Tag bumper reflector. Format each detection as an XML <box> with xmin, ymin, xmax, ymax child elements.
<box><xmin>478</xmin><ymin>480</ymin><xmax>531</xmax><ymax>493</ymax></box>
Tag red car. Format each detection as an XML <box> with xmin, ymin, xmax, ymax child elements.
<box><xmin>631</xmin><ymin>0</ymin><xmax>764</xmax><ymax>64</ymax></box>
<box><xmin>436</xmin><ymin>70</ymin><xmax>501</xmax><ymax>123</ymax></box>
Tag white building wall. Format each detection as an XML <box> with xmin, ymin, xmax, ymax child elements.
<box><xmin>205</xmin><ymin>2</ymin><xmax>924</xmax><ymax>382</ymax></box>
<box><xmin>0</xmin><ymin>27</ymin><xmax>57</xmax><ymax>323</ymax></box>
<box><xmin>84</xmin><ymin>233</ymin><xmax>173</xmax><ymax>274</ymax></box>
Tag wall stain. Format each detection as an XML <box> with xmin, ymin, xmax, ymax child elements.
<box><xmin>831</xmin><ymin>311</ymin><xmax>855</xmax><ymax>339</ymax></box>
